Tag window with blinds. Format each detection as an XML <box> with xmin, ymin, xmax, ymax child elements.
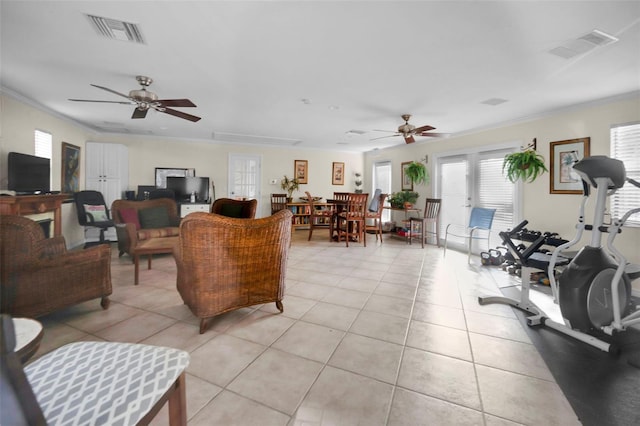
<box><xmin>34</xmin><ymin>129</ymin><xmax>52</xmax><ymax>191</ymax></box>
<box><xmin>610</xmin><ymin>122</ymin><xmax>640</xmax><ymax>227</ymax></box>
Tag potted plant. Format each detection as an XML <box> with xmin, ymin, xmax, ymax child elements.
<box><xmin>502</xmin><ymin>149</ymin><xmax>548</xmax><ymax>183</ymax></box>
<box><xmin>388</xmin><ymin>191</ymin><xmax>419</xmax><ymax>209</ymax></box>
<box><xmin>354</xmin><ymin>172</ymin><xmax>363</xmax><ymax>193</ymax></box>
<box><xmin>405</xmin><ymin>161</ymin><xmax>430</xmax><ymax>186</ymax></box>
<box><xmin>280</xmin><ymin>175</ymin><xmax>300</xmax><ymax>201</ymax></box>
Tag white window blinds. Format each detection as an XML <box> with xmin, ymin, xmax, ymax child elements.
<box><xmin>610</xmin><ymin>122</ymin><xmax>640</xmax><ymax>227</ymax></box>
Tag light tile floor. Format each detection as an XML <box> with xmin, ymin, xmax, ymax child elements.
<box><xmin>30</xmin><ymin>231</ymin><xmax>581</xmax><ymax>425</ymax></box>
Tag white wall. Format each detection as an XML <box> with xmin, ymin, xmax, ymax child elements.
<box><xmin>364</xmin><ymin>94</ymin><xmax>640</xmax><ymax>274</ymax></box>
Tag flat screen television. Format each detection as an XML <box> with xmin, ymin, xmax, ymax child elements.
<box><xmin>166</xmin><ymin>176</ymin><xmax>210</xmax><ymax>203</ymax></box>
<box><xmin>8</xmin><ymin>152</ymin><xmax>51</xmax><ymax>194</ymax></box>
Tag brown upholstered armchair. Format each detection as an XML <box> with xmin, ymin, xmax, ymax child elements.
<box><xmin>0</xmin><ymin>215</ymin><xmax>112</xmax><ymax>318</ymax></box>
<box><xmin>111</xmin><ymin>198</ymin><xmax>181</xmax><ymax>258</ymax></box>
<box><xmin>210</xmin><ymin>198</ymin><xmax>257</xmax><ymax>218</ymax></box>
<box><xmin>174</xmin><ymin>209</ymin><xmax>292</xmax><ymax>333</ymax></box>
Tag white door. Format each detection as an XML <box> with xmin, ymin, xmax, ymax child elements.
<box><xmin>228</xmin><ymin>154</ymin><xmax>261</xmax><ymax>212</ymax></box>
<box><xmin>372</xmin><ymin>161</ymin><xmax>392</xmax><ymax>223</ymax></box>
<box><xmin>436</xmin><ymin>146</ymin><xmax>520</xmax><ymax>252</ymax></box>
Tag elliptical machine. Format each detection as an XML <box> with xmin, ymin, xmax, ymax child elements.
<box><xmin>546</xmin><ymin>155</ymin><xmax>640</xmax><ymax>353</ymax></box>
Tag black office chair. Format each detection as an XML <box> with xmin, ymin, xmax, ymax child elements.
<box><xmin>73</xmin><ymin>190</ymin><xmax>114</xmax><ymax>246</ymax></box>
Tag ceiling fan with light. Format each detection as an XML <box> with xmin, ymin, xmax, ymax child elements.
<box><xmin>372</xmin><ymin>114</ymin><xmax>446</xmax><ymax>144</ymax></box>
<box><xmin>69</xmin><ymin>75</ymin><xmax>201</xmax><ymax>122</ymax></box>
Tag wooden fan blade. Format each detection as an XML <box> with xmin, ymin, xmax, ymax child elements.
<box><xmin>404</xmin><ymin>135</ymin><xmax>415</xmax><ymax>144</ymax></box>
<box><xmin>69</xmin><ymin>99</ymin><xmax>133</xmax><ymax>104</ymax></box>
<box><xmin>161</xmin><ymin>107</ymin><xmax>201</xmax><ymax>122</ymax></box>
<box><xmin>417</xmin><ymin>132</ymin><xmax>449</xmax><ymax>138</ymax></box>
<box><xmin>413</xmin><ymin>125</ymin><xmax>435</xmax><ymax>133</ymax></box>
<box><xmin>132</xmin><ymin>108</ymin><xmax>148</xmax><ymax>119</ymax></box>
<box><xmin>157</xmin><ymin>99</ymin><xmax>196</xmax><ymax>108</ymax></box>
<box><xmin>90</xmin><ymin>84</ymin><xmax>132</xmax><ymax>100</ymax></box>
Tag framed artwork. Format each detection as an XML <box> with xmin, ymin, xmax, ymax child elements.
<box><xmin>61</xmin><ymin>142</ymin><xmax>80</xmax><ymax>193</ymax></box>
<box><xmin>332</xmin><ymin>162</ymin><xmax>345</xmax><ymax>185</ymax></box>
<box><xmin>294</xmin><ymin>160</ymin><xmax>308</xmax><ymax>184</ymax></box>
<box><xmin>401</xmin><ymin>161</ymin><xmax>413</xmax><ymax>191</ymax></box>
<box><xmin>550</xmin><ymin>137</ymin><xmax>590</xmax><ymax>194</ymax></box>
<box><xmin>155</xmin><ymin>167</ymin><xmax>194</xmax><ymax>188</ymax></box>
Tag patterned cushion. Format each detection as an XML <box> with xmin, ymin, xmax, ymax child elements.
<box><xmin>139</xmin><ymin>207</ymin><xmax>170</xmax><ymax>229</ymax></box>
<box><xmin>25</xmin><ymin>342</ymin><xmax>189</xmax><ymax>425</ymax></box>
<box><xmin>119</xmin><ymin>208</ymin><xmax>141</xmax><ymax>230</ymax></box>
<box><xmin>84</xmin><ymin>204</ymin><xmax>109</xmax><ymax>222</ymax></box>
<box><xmin>137</xmin><ymin>227</ymin><xmax>180</xmax><ymax>241</ymax></box>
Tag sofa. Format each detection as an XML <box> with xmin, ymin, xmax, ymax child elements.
<box><xmin>0</xmin><ymin>215</ymin><xmax>112</xmax><ymax>318</ymax></box>
<box><xmin>111</xmin><ymin>198</ymin><xmax>181</xmax><ymax>258</ymax></box>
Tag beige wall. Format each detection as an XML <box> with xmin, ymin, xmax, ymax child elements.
<box><xmin>364</xmin><ymin>95</ymin><xmax>640</xmax><ymax>272</ymax></box>
<box><xmin>1</xmin><ymin>94</ymin><xmax>362</xmax><ymax>247</ymax></box>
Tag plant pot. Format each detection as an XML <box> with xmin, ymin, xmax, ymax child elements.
<box><xmin>403</xmin><ymin>202</ymin><xmax>413</xmax><ymax>209</ymax></box>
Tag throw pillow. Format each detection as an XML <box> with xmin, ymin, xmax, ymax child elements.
<box><xmin>220</xmin><ymin>203</ymin><xmax>244</xmax><ymax>218</ymax></box>
<box><xmin>139</xmin><ymin>206</ymin><xmax>171</xmax><ymax>229</ymax></box>
<box><xmin>84</xmin><ymin>204</ymin><xmax>109</xmax><ymax>222</ymax></box>
<box><xmin>119</xmin><ymin>208</ymin><xmax>141</xmax><ymax>230</ymax></box>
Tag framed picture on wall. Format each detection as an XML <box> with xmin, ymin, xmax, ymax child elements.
<box><xmin>61</xmin><ymin>142</ymin><xmax>80</xmax><ymax>193</ymax></box>
<box><xmin>155</xmin><ymin>167</ymin><xmax>193</xmax><ymax>188</ymax></box>
<box><xmin>294</xmin><ymin>160</ymin><xmax>308</xmax><ymax>184</ymax></box>
<box><xmin>550</xmin><ymin>137</ymin><xmax>590</xmax><ymax>194</ymax></box>
<box><xmin>332</xmin><ymin>162</ymin><xmax>345</xmax><ymax>185</ymax></box>
<box><xmin>401</xmin><ymin>161</ymin><xmax>413</xmax><ymax>191</ymax></box>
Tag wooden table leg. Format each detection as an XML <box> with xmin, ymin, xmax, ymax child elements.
<box><xmin>168</xmin><ymin>373</ymin><xmax>187</xmax><ymax>426</ymax></box>
<box><xmin>134</xmin><ymin>255</ymin><xmax>140</xmax><ymax>285</ymax></box>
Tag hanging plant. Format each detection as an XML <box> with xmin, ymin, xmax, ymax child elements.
<box><xmin>405</xmin><ymin>161</ymin><xmax>430</xmax><ymax>185</ymax></box>
<box><xmin>502</xmin><ymin>149</ymin><xmax>548</xmax><ymax>183</ymax></box>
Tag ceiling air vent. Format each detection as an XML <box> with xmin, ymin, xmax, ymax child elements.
<box><xmin>86</xmin><ymin>14</ymin><xmax>145</xmax><ymax>44</ymax></box>
<box><xmin>549</xmin><ymin>29</ymin><xmax>618</xmax><ymax>59</ymax></box>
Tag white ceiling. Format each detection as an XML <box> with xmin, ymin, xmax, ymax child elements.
<box><xmin>2</xmin><ymin>1</ymin><xmax>639</xmax><ymax>153</ymax></box>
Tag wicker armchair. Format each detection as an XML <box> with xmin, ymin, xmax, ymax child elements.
<box><xmin>175</xmin><ymin>209</ymin><xmax>292</xmax><ymax>333</ymax></box>
<box><xmin>0</xmin><ymin>215</ymin><xmax>112</xmax><ymax>318</ymax></box>
<box><xmin>210</xmin><ymin>198</ymin><xmax>257</xmax><ymax>218</ymax></box>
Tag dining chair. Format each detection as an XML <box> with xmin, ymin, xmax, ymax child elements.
<box><xmin>365</xmin><ymin>191</ymin><xmax>388</xmax><ymax>243</ymax></box>
<box><xmin>409</xmin><ymin>198</ymin><xmax>442</xmax><ymax>248</ymax></box>
<box><xmin>443</xmin><ymin>206</ymin><xmax>496</xmax><ymax>263</ymax></box>
<box><xmin>336</xmin><ymin>193</ymin><xmax>369</xmax><ymax>247</ymax></box>
<box><xmin>305</xmin><ymin>191</ymin><xmax>334</xmax><ymax>241</ymax></box>
<box><xmin>271</xmin><ymin>193</ymin><xmax>288</xmax><ymax>214</ymax></box>
<box><xmin>0</xmin><ymin>314</ymin><xmax>190</xmax><ymax>426</ymax></box>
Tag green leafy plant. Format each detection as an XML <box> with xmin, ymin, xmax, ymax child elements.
<box><xmin>280</xmin><ymin>175</ymin><xmax>300</xmax><ymax>199</ymax></box>
<box><xmin>388</xmin><ymin>191</ymin><xmax>419</xmax><ymax>208</ymax></box>
<box><xmin>502</xmin><ymin>150</ymin><xmax>548</xmax><ymax>183</ymax></box>
<box><xmin>405</xmin><ymin>161</ymin><xmax>429</xmax><ymax>185</ymax></box>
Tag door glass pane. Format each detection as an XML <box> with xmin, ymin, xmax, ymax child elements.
<box><xmin>439</xmin><ymin>159</ymin><xmax>468</xmax><ymax>243</ymax></box>
<box><xmin>373</xmin><ymin>161</ymin><xmax>392</xmax><ymax>222</ymax></box>
<box><xmin>229</xmin><ymin>154</ymin><xmax>260</xmax><ymax>205</ymax></box>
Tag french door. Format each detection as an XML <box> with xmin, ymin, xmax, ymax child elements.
<box><xmin>435</xmin><ymin>146</ymin><xmax>521</xmax><ymax>252</ymax></box>
<box><xmin>372</xmin><ymin>161</ymin><xmax>392</xmax><ymax>222</ymax></box>
<box><xmin>228</xmin><ymin>154</ymin><xmax>261</xmax><ymax>212</ymax></box>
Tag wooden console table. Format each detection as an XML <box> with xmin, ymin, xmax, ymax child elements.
<box><xmin>0</xmin><ymin>194</ymin><xmax>69</xmax><ymax>237</ymax></box>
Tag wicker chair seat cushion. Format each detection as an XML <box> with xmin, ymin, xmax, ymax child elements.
<box><xmin>139</xmin><ymin>206</ymin><xmax>171</xmax><ymax>229</ymax></box>
<box><xmin>137</xmin><ymin>227</ymin><xmax>180</xmax><ymax>241</ymax></box>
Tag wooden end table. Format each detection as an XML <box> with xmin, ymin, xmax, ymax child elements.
<box><xmin>132</xmin><ymin>236</ymin><xmax>179</xmax><ymax>285</ymax></box>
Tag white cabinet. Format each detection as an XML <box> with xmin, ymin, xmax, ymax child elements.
<box><xmin>85</xmin><ymin>142</ymin><xmax>128</xmax><ymax>242</ymax></box>
<box><xmin>180</xmin><ymin>203</ymin><xmax>210</xmax><ymax>218</ymax></box>
<box><xmin>85</xmin><ymin>142</ymin><xmax>128</xmax><ymax>207</ymax></box>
